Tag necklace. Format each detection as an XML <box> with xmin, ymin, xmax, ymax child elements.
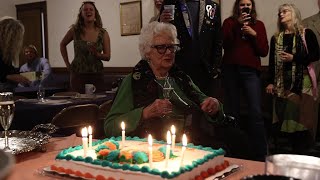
<box><xmin>155</xmin><ymin>73</ymin><xmax>169</xmax><ymax>80</ymax></box>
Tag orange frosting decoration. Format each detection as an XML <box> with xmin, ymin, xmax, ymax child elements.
<box><xmin>105</xmin><ymin>142</ymin><xmax>117</xmax><ymax>150</ymax></box>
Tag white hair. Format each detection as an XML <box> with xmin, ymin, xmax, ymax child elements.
<box><xmin>138</xmin><ymin>21</ymin><xmax>179</xmax><ymax>59</ymax></box>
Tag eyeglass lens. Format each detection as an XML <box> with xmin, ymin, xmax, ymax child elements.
<box><xmin>152</xmin><ymin>44</ymin><xmax>179</xmax><ymax>54</ymax></box>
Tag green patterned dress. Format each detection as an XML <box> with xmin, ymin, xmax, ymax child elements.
<box><xmin>70</xmin><ymin>28</ymin><xmax>105</xmax><ymax>73</ymax></box>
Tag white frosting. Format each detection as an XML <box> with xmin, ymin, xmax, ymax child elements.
<box><xmin>54</xmin><ymin>140</ymin><xmax>224</xmax><ymax>180</ymax></box>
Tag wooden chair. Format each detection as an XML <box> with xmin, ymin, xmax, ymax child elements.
<box><xmin>51</xmin><ymin>104</ymin><xmax>99</xmax><ymax>136</ymax></box>
<box><xmin>53</xmin><ymin>91</ymin><xmax>80</xmax><ymax>97</ymax></box>
<box><xmin>96</xmin><ymin>100</ymin><xmax>113</xmax><ymax>138</ymax></box>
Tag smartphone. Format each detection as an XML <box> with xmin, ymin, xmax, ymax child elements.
<box><xmin>241</xmin><ymin>7</ymin><xmax>250</xmax><ymax>14</ymax></box>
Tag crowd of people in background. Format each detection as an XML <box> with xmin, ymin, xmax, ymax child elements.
<box><xmin>1</xmin><ymin>0</ymin><xmax>320</xmax><ymax>161</ymax></box>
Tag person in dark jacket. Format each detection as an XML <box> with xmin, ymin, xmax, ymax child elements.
<box><xmin>160</xmin><ymin>0</ymin><xmax>222</xmax><ymax>96</ymax></box>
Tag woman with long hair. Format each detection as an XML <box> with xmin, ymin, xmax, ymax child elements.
<box><xmin>222</xmin><ymin>0</ymin><xmax>269</xmax><ymax>161</ymax></box>
<box><xmin>0</xmin><ymin>17</ymin><xmax>30</xmax><ymax>92</ymax></box>
<box><xmin>60</xmin><ymin>1</ymin><xmax>111</xmax><ymax>93</ymax></box>
<box><xmin>266</xmin><ymin>3</ymin><xmax>319</xmax><ymax>153</ymax></box>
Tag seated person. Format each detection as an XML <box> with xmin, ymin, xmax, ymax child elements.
<box><xmin>0</xmin><ymin>17</ymin><xmax>30</xmax><ymax>92</ymax></box>
<box><xmin>104</xmin><ymin>22</ymin><xmax>249</xmax><ymax>158</ymax></box>
<box><xmin>19</xmin><ymin>45</ymin><xmax>52</xmax><ymax>87</ymax></box>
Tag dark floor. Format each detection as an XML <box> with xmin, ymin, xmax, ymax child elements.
<box><xmin>268</xmin><ymin>133</ymin><xmax>320</xmax><ymax>157</ymax></box>
<box><xmin>238</xmin><ymin>114</ymin><xmax>320</xmax><ymax>159</ymax></box>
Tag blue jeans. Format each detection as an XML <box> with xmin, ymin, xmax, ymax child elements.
<box><xmin>222</xmin><ymin>65</ymin><xmax>268</xmax><ymax>160</ymax></box>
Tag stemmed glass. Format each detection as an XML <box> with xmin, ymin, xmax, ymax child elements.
<box><xmin>0</xmin><ymin>92</ymin><xmax>15</xmax><ymax>151</ymax></box>
<box><xmin>163</xmin><ymin>77</ymin><xmax>174</xmax><ymax>99</ymax></box>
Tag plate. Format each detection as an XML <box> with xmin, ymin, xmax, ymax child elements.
<box><xmin>43</xmin><ymin>166</ymin><xmax>93</xmax><ymax>180</ymax></box>
<box><xmin>0</xmin><ymin>150</ymin><xmax>15</xmax><ymax>180</ymax></box>
<box><xmin>49</xmin><ymin>95</ymin><xmax>74</xmax><ymax>99</ymax></box>
<box><xmin>0</xmin><ymin>130</ymin><xmax>52</xmax><ymax>154</ymax></box>
<box><xmin>42</xmin><ymin>164</ymin><xmax>240</xmax><ymax>180</ymax></box>
<box><xmin>105</xmin><ymin>90</ymin><xmax>116</xmax><ymax>94</ymax></box>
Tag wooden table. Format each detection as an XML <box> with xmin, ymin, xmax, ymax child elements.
<box><xmin>7</xmin><ymin>135</ymin><xmax>264</xmax><ymax>179</ymax></box>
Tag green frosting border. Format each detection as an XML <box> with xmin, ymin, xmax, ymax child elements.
<box><xmin>55</xmin><ymin>136</ymin><xmax>225</xmax><ymax>179</ymax></box>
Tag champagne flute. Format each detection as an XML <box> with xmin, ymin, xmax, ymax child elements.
<box><xmin>37</xmin><ymin>84</ymin><xmax>46</xmax><ymax>102</ymax></box>
<box><xmin>0</xmin><ymin>92</ymin><xmax>15</xmax><ymax>151</ymax></box>
<box><xmin>163</xmin><ymin>77</ymin><xmax>174</xmax><ymax>99</ymax></box>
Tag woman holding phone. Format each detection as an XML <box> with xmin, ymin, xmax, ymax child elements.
<box><xmin>221</xmin><ymin>0</ymin><xmax>269</xmax><ymax>161</ymax></box>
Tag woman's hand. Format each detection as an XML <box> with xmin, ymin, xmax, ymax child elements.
<box><xmin>238</xmin><ymin>13</ymin><xmax>251</xmax><ymax>24</ymax></box>
<box><xmin>200</xmin><ymin>97</ymin><xmax>219</xmax><ymax>116</ymax></box>
<box><xmin>266</xmin><ymin>84</ymin><xmax>275</xmax><ymax>95</ymax></box>
<box><xmin>142</xmin><ymin>99</ymin><xmax>173</xmax><ymax>120</ymax></box>
<box><xmin>241</xmin><ymin>24</ymin><xmax>257</xmax><ymax>37</ymax></box>
<box><xmin>160</xmin><ymin>9</ymin><xmax>173</xmax><ymax>23</ymax></box>
<box><xmin>279</xmin><ymin>51</ymin><xmax>293</xmax><ymax>62</ymax></box>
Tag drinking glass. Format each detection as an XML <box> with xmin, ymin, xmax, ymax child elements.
<box><xmin>265</xmin><ymin>154</ymin><xmax>320</xmax><ymax>180</ymax></box>
<box><xmin>0</xmin><ymin>92</ymin><xmax>15</xmax><ymax>151</ymax></box>
<box><xmin>163</xmin><ymin>77</ymin><xmax>174</xmax><ymax>99</ymax></box>
<box><xmin>37</xmin><ymin>84</ymin><xmax>45</xmax><ymax>102</ymax></box>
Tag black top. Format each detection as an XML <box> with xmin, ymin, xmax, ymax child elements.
<box><xmin>0</xmin><ymin>53</ymin><xmax>17</xmax><ymax>83</ymax></box>
<box><xmin>268</xmin><ymin>29</ymin><xmax>320</xmax><ymax>93</ymax></box>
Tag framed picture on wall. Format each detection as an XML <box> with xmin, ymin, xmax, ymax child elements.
<box><xmin>120</xmin><ymin>1</ymin><xmax>142</xmax><ymax>36</ymax></box>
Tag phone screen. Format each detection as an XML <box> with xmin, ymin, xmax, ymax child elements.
<box><xmin>242</xmin><ymin>7</ymin><xmax>250</xmax><ymax>14</ymax></box>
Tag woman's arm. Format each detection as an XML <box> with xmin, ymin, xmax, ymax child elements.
<box><xmin>98</xmin><ymin>30</ymin><xmax>111</xmax><ymax>61</ymax></box>
<box><xmin>104</xmin><ymin>75</ymin><xmax>143</xmax><ymax>137</ymax></box>
<box><xmin>304</xmin><ymin>29</ymin><xmax>320</xmax><ymax>64</ymax></box>
<box><xmin>267</xmin><ymin>36</ymin><xmax>276</xmax><ymax>85</ymax></box>
<box><xmin>6</xmin><ymin>74</ymin><xmax>30</xmax><ymax>85</ymax></box>
<box><xmin>222</xmin><ymin>18</ymin><xmax>237</xmax><ymax>50</ymax></box>
<box><xmin>292</xmin><ymin>29</ymin><xmax>320</xmax><ymax>65</ymax></box>
<box><xmin>60</xmin><ymin>27</ymin><xmax>74</xmax><ymax>70</ymax></box>
<box><xmin>250</xmin><ymin>21</ymin><xmax>269</xmax><ymax>57</ymax></box>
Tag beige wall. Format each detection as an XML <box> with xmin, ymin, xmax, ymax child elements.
<box><xmin>0</xmin><ymin>0</ymin><xmax>319</xmax><ymax>67</ymax></box>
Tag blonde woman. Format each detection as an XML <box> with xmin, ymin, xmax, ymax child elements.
<box><xmin>0</xmin><ymin>17</ymin><xmax>30</xmax><ymax>92</ymax></box>
<box><xmin>266</xmin><ymin>4</ymin><xmax>319</xmax><ymax>152</ymax></box>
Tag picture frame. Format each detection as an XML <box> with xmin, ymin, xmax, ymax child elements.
<box><xmin>120</xmin><ymin>1</ymin><xmax>142</xmax><ymax>36</ymax></box>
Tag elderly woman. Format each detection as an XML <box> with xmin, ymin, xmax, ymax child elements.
<box><xmin>104</xmin><ymin>22</ymin><xmax>247</xmax><ymax>156</ymax></box>
<box><xmin>266</xmin><ymin>4</ymin><xmax>319</xmax><ymax>152</ymax></box>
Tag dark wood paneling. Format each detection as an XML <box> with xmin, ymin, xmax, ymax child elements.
<box><xmin>52</xmin><ymin>67</ymin><xmax>133</xmax><ymax>75</ymax></box>
<box><xmin>16</xmin><ymin>1</ymin><xmax>48</xmax><ymax>65</ymax></box>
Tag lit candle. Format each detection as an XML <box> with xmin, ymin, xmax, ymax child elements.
<box><xmin>121</xmin><ymin>121</ymin><xmax>125</xmax><ymax>147</ymax></box>
<box><xmin>88</xmin><ymin>126</ymin><xmax>92</xmax><ymax>149</ymax></box>
<box><xmin>148</xmin><ymin>134</ymin><xmax>153</xmax><ymax>168</ymax></box>
<box><xmin>171</xmin><ymin>125</ymin><xmax>176</xmax><ymax>151</ymax></box>
<box><xmin>180</xmin><ymin>134</ymin><xmax>187</xmax><ymax>167</ymax></box>
<box><xmin>165</xmin><ymin>130</ymin><xmax>171</xmax><ymax>169</ymax></box>
<box><xmin>81</xmin><ymin>127</ymin><xmax>88</xmax><ymax>157</ymax></box>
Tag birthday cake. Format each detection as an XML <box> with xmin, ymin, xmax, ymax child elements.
<box><xmin>50</xmin><ymin>136</ymin><xmax>229</xmax><ymax>180</ymax></box>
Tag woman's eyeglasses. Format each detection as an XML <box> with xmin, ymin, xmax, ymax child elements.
<box><xmin>151</xmin><ymin>44</ymin><xmax>180</xmax><ymax>54</ymax></box>
<box><xmin>278</xmin><ymin>9</ymin><xmax>291</xmax><ymax>17</ymax></box>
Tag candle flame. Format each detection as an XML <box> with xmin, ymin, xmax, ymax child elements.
<box><xmin>148</xmin><ymin>134</ymin><xmax>153</xmax><ymax>146</ymax></box>
<box><xmin>82</xmin><ymin>127</ymin><xmax>88</xmax><ymax>137</ymax></box>
<box><xmin>121</xmin><ymin>121</ymin><xmax>125</xmax><ymax>130</ymax></box>
<box><xmin>88</xmin><ymin>126</ymin><xmax>92</xmax><ymax>135</ymax></box>
<box><xmin>171</xmin><ymin>125</ymin><xmax>176</xmax><ymax>135</ymax></box>
<box><xmin>182</xmin><ymin>134</ymin><xmax>187</xmax><ymax>146</ymax></box>
<box><xmin>167</xmin><ymin>131</ymin><xmax>171</xmax><ymax>144</ymax></box>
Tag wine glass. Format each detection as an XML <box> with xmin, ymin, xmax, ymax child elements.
<box><xmin>163</xmin><ymin>77</ymin><xmax>174</xmax><ymax>99</ymax></box>
<box><xmin>0</xmin><ymin>92</ymin><xmax>15</xmax><ymax>151</ymax></box>
<box><xmin>37</xmin><ymin>84</ymin><xmax>46</xmax><ymax>102</ymax></box>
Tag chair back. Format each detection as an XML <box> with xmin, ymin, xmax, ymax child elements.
<box><xmin>51</xmin><ymin>104</ymin><xmax>99</xmax><ymax>136</ymax></box>
<box><xmin>96</xmin><ymin>100</ymin><xmax>113</xmax><ymax>138</ymax></box>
